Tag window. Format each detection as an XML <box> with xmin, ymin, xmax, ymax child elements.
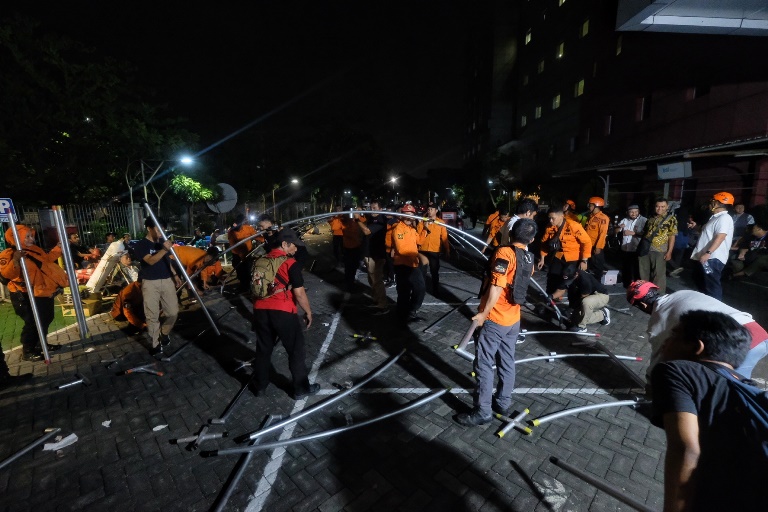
<box><xmin>604</xmin><ymin>115</ymin><xmax>613</xmax><ymax>136</ymax></box>
<box><xmin>523</xmin><ymin>74</ymin><xmax>529</xmax><ymax>86</ymax></box>
<box><xmin>556</xmin><ymin>42</ymin><xmax>564</xmax><ymax>59</ymax></box>
<box><xmin>525</xmin><ymin>29</ymin><xmax>532</xmax><ymax>45</ymax></box>
<box><xmin>574</xmin><ymin>79</ymin><xmax>585</xmax><ymax>97</ymax></box>
<box><xmin>580</xmin><ymin>19</ymin><xmax>589</xmax><ymax>38</ymax></box>
<box><xmin>635</xmin><ymin>95</ymin><xmax>652</xmax><ymax>121</ymax></box>
<box><xmin>538</xmin><ymin>60</ymin><xmax>545</xmax><ymax>74</ymax></box>
<box><xmin>521</xmin><ymin>115</ymin><xmax>528</xmax><ymax>127</ymax></box>
<box><xmin>535</xmin><ymin>106</ymin><xmax>542</xmax><ymax>119</ymax></box>
<box><xmin>552</xmin><ymin>94</ymin><xmax>561</xmax><ymax>110</ymax></box>
<box><xmin>616</xmin><ymin>36</ymin><xmax>623</xmax><ymax>56</ymax></box>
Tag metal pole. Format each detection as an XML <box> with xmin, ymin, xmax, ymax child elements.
<box><xmin>572</xmin><ymin>338</ymin><xmax>646</xmax><ymax>389</ymax></box>
<box><xmin>241</xmin><ymin>348</ymin><xmax>406</xmax><ymax>442</ymax></box>
<box><xmin>143</xmin><ymin>203</ymin><xmax>220</xmax><ymax>336</ymax></box>
<box><xmin>4</xmin><ymin>208</ymin><xmax>51</xmax><ymax>363</ymax></box>
<box><xmin>423</xmin><ymin>296</ymin><xmax>476</xmax><ymax>333</ymax></box>
<box><xmin>531</xmin><ymin>399</ymin><xmax>650</xmax><ymax>427</ymax></box>
<box><xmin>549</xmin><ymin>456</ymin><xmax>655</xmax><ymax>512</ymax></box>
<box><xmin>52</xmin><ymin>206</ymin><xmax>89</xmax><ymax>338</ymax></box>
<box><xmin>161</xmin><ymin>306</ymin><xmax>235</xmax><ymax>362</ymax></box>
<box><xmin>207</xmin><ymin>388</ymin><xmax>448</xmax><ymax>456</ymax></box>
<box><xmin>516</xmin><ymin>353</ymin><xmax>642</xmax><ymax>364</ymax></box>
<box><xmin>0</xmin><ymin>428</ymin><xmax>61</xmax><ymax>471</ymax></box>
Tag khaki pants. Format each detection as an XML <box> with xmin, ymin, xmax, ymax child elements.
<box><xmin>638</xmin><ymin>250</ymin><xmax>668</xmax><ymax>294</ymax></box>
<box><xmin>576</xmin><ymin>292</ymin><xmax>609</xmax><ymax>327</ymax></box>
<box><xmin>141</xmin><ymin>278</ymin><xmax>179</xmax><ymax>347</ymax></box>
<box><xmin>364</xmin><ymin>256</ymin><xmax>387</xmax><ymax>308</ymax></box>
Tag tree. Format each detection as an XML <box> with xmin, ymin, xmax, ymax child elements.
<box><xmin>170</xmin><ymin>175</ymin><xmax>216</xmax><ymax>234</ymax></box>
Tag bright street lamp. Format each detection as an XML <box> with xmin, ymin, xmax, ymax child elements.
<box><xmin>180</xmin><ymin>156</ymin><xmax>194</xmax><ymax>166</ymax></box>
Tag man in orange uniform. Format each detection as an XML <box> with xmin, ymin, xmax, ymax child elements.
<box><xmin>341</xmin><ymin>208</ymin><xmax>365</xmax><ymax>292</ymax></box>
<box><xmin>0</xmin><ymin>226</ymin><xmax>67</xmax><ymax>361</ymax></box>
<box><xmin>482</xmin><ymin>209</ymin><xmax>500</xmax><ymax>240</ymax></box>
<box><xmin>391</xmin><ymin>204</ymin><xmax>426</xmax><ymax>322</ymax></box>
<box><xmin>538</xmin><ymin>204</ymin><xmax>593</xmax><ymax>299</ymax></box>
<box><xmin>328</xmin><ymin>205</ymin><xmax>344</xmax><ymax>265</ymax></box>
<box><xmin>584</xmin><ymin>196</ymin><xmax>610</xmax><ymax>278</ymax></box>
<box><xmin>418</xmin><ymin>202</ymin><xmax>450</xmax><ymax>294</ymax></box>
<box><xmin>457</xmin><ymin>219</ymin><xmax>537</xmax><ymax>426</ymax></box>
<box><xmin>482</xmin><ymin>208</ymin><xmax>510</xmax><ymax>253</ymax></box>
<box><xmin>228</xmin><ymin>214</ymin><xmax>256</xmax><ymax>293</ymax></box>
<box><xmin>172</xmin><ymin>245</ymin><xmax>224</xmax><ymax>292</ymax></box>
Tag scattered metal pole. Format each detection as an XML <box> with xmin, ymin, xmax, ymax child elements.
<box><xmin>452</xmin><ymin>319</ymin><xmax>479</xmax><ymax>363</ymax></box>
<box><xmin>549</xmin><ymin>456</ymin><xmax>656</xmax><ymax>512</ymax></box>
<box><xmin>173</xmin><ymin>425</ymin><xmax>228</xmax><ymax>450</ymax></box>
<box><xmin>572</xmin><ymin>338</ymin><xmax>646</xmax><ymax>389</ymax></box>
<box><xmin>52</xmin><ymin>206</ymin><xmax>89</xmax><ymax>338</ymax></box>
<box><xmin>124</xmin><ymin>363</ymin><xmax>164</xmax><ymax>376</ymax></box>
<box><xmin>4</xmin><ymin>207</ymin><xmax>51</xmax><ymax>363</ymax></box>
<box><xmin>424</xmin><ymin>296</ymin><xmax>476</xmax><ymax>333</ymax></box>
<box><xmin>161</xmin><ymin>306</ymin><xmax>236</xmax><ymax>362</ymax></box>
<box><xmin>143</xmin><ymin>203</ymin><xmax>220</xmax><ymax>336</ymax></box>
<box><xmin>54</xmin><ymin>373</ymin><xmax>91</xmax><ymax>390</ymax></box>
<box><xmin>209</xmin><ymin>370</ymin><xmax>257</xmax><ymax>425</ymax></box>
<box><xmin>0</xmin><ymin>428</ymin><xmax>61</xmax><ymax>471</ymax></box>
<box><xmin>516</xmin><ymin>353</ymin><xmax>642</xmax><ymax>364</ymax></box>
<box><xmin>606</xmin><ymin>304</ymin><xmax>633</xmax><ymax>316</ymax></box>
<box><xmin>239</xmin><ymin>349</ymin><xmax>406</xmax><ymax>442</ymax></box>
<box><xmin>207</xmin><ymin>388</ymin><xmax>448</xmax><ymax>456</ymax></box>
<box><xmin>495</xmin><ymin>408</ymin><xmax>532</xmax><ymax>437</ymax></box>
<box><xmin>529</xmin><ymin>278</ymin><xmax>565</xmax><ymax>328</ymax></box>
<box><xmin>530</xmin><ymin>399</ymin><xmax>650</xmax><ymax>429</ymax></box>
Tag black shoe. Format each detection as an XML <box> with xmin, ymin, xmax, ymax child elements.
<box><xmin>456</xmin><ymin>409</ymin><xmax>492</xmax><ymax>427</ymax></box>
<box><xmin>492</xmin><ymin>403</ymin><xmax>510</xmax><ymax>417</ymax></box>
<box><xmin>21</xmin><ymin>352</ymin><xmax>44</xmax><ymax>362</ymax></box>
<box><xmin>159</xmin><ymin>334</ymin><xmax>171</xmax><ymax>348</ymax></box>
<box><xmin>149</xmin><ymin>345</ymin><xmax>163</xmax><ymax>359</ymax></box>
<box><xmin>293</xmin><ymin>383</ymin><xmax>320</xmax><ymax>400</ymax></box>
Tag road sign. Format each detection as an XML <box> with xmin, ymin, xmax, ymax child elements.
<box><xmin>0</xmin><ymin>198</ymin><xmax>18</xmax><ymax>223</ymax></box>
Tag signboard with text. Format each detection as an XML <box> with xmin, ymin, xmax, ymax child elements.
<box><xmin>0</xmin><ymin>198</ymin><xmax>18</xmax><ymax>223</ymax></box>
<box><xmin>657</xmin><ymin>161</ymin><xmax>692</xmax><ymax>180</ymax></box>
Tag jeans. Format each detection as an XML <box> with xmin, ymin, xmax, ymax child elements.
<box><xmin>473</xmin><ymin>320</ymin><xmax>520</xmax><ymax>416</ymax></box>
<box><xmin>692</xmin><ymin>258</ymin><xmax>725</xmax><ymax>300</ymax></box>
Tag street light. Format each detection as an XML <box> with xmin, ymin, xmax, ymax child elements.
<box><xmin>390</xmin><ymin>177</ymin><xmax>397</xmax><ymax>191</ymax></box>
<box><xmin>291</xmin><ymin>178</ymin><xmax>299</xmax><ymax>184</ymax></box>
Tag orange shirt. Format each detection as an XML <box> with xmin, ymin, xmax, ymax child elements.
<box><xmin>200</xmin><ymin>260</ymin><xmax>224</xmax><ymax>282</ymax></box>
<box><xmin>540</xmin><ymin>218</ymin><xmax>593</xmax><ymax>262</ymax></box>
<box><xmin>485</xmin><ymin>245</ymin><xmax>524</xmax><ymax>327</ymax></box>
<box><xmin>385</xmin><ymin>219</ymin><xmax>397</xmax><ymax>251</ymax></box>
<box><xmin>485</xmin><ymin>210</ymin><xmax>500</xmax><ymax>228</ymax></box>
<box><xmin>172</xmin><ymin>245</ymin><xmax>206</xmax><ymax>275</ymax></box>
<box><xmin>329</xmin><ymin>216</ymin><xmax>344</xmax><ymax>236</ymax></box>
<box><xmin>341</xmin><ymin>216</ymin><xmax>363</xmax><ymax>249</ymax></box>
<box><xmin>486</xmin><ymin>216</ymin><xmax>506</xmax><ymax>247</ymax></box>
<box><xmin>228</xmin><ymin>224</ymin><xmax>256</xmax><ymax>258</ymax></box>
<box><xmin>585</xmin><ymin>210</ymin><xmax>610</xmax><ymax>250</ymax></box>
<box><xmin>418</xmin><ymin>218</ymin><xmax>449</xmax><ymax>253</ymax></box>
<box><xmin>391</xmin><ymin>220</ymin><xmax>420</xmax><ymax>267</ymax></box>
<box><xmin>0</xmin><ymin>245</ymin><xmax>68</xmax><ymax>297</ymax></box>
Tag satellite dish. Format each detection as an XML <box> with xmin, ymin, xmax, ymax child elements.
<box><xmin>207</xmin><ymin>183</ymin><xmax>238</xmax><ymax>213</ymax></box>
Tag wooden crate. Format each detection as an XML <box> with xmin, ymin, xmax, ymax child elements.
<box><xmin>60</xmin><ymin>299</ymin><xmax>101</xmax><ymax>317</ymax></box>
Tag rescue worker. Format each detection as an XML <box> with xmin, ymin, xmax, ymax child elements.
<box><xmin>418</xmin><ymin>202</ymin><xmax>450</xmax><ymax>293</ymax></box>
<box><xmin>227</xmin><ymin>214</ymin><xmax>256</xmax><ymax>293</ymax></box>
<box><xmin>199</xmin><ymin>247</ymin><xmax>225</xmax><ymax>290</ymax></box>
<box><xmin>391</xmin><ymin>204</ymin><xmax>426</xmax><ymax>322</ymax></box>
<box><xmin>457</xmin><ymin>219</ymin><xmax>537</xmax><ymax>426</ymax></box>
<box><xmin>584</xmin><ymin>196</ymin><xmax>610</xmax><ymax>278</ymax></box>
<box><xmin>328</xmin><ymin>205</ymin><xmax>344</xmax><ymax>265</ymax></box>
<box><xmin>172</xmin><ymin>245</ymin><xmax>223</xmax><ymax>293</ymax></box>
<box><xmin>538</xmin><ymin>204</ymin><xmax>593</xmax><ymax>301</ymax></box>
<box><xmin>0</xmin><ymin>225</ymin><xmax>67</xmax><ymax>361</ymax></box>
<box><xmin>482</xmin><ymin>208</ymin><xmax>510</xmax><ymax>253</ymax></box>
<box><xmin>563</xmin><ymin>199</ymin><xmax>584</xmax><ymax>225</ymax></box>
<box><xmin>340</xmin><ymin>207</ymin><xmax>365</xmax><ymax>292</ymax></box>
<box><xmin>252</xmin><ymin>229</ymin><xmax>319</xmax><ymax>400</ymax></box>
<box><xmin>482</xmin><ymin>209</ymin><xmax>500</xmax><ymax>240</ymax></box>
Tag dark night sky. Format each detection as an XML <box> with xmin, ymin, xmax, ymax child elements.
<box><xmin>12</xmin><ymin>1</ymin><xmax>472</xmax><ymax>175</ymax></box>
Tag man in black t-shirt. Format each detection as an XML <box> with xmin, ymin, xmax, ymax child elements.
<box><xmin>133</xmin><ymin>216</ymin><xmax>182</xmax><ymax>357</ymax></box>
<box><xmin>360</xmin><ymin>200</ymin><xmax>389</xmax><ymax>313</ymax></box>
<box><xmin>651</xmin><ymin>310</ymin><xmax>765</xmax><ymax>511</ymax></box>
<box><xmin>566</xmin><ymin>270</ymin><xmax>610</xmax><ymax>332</ymax></box>
<box><xmin>68</xmin><ymin>232</ymin><xmax>91</xmax><ymax>269</ymax></box>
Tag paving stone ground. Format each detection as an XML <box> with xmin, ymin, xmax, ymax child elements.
<box><xmin>1</xmin><ymin>225</ymin><xmax>766</xmax><ymax>512</ymax></box>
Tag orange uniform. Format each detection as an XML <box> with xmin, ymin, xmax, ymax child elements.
<box><xmin>484</xmin><ymin>244</ymin><xmax>527</xmax><ymax>326</ymax></box>
<box><xmin>486</xmin><ymin>216</ymin><xmax>506</xmax><ymax>247</ymax></box>
<box><xmin>329</xmin><ymin>216</ymin><xmax>344</xmax><ymax>236</ymax></box>
<box><xmin>200</xmin><ymin>260</ymin><xmax>224</xmax><ymax>284</ymax></box>
<box><xmin>391</xmin><ymin>220</ymin><xmax>420</xmax><ymax>267</ymax></box>
<box><xmin>0</xmin><ymin>226</ymin><xmax>68</xmax><ymax>297</ymax></box>
<box><xmin>418</xmin><ymin>219</ymin><xmax>449</xmax><ymax>253</ymax></box>
<box><xmin>540</xmin><ymin>218</ymin><xmax>593</xmax><ymax>262</ymax></box>
<box><xmin>341</xmin><ymin>216</ymin><xmax>363</xmax><ymax>249</ymax></box>
<box><xmin>172</xmin><ymin>245</ymin><xmax>207</xmax><ymax>275</ymax></box>
<box><xmin>228</xmin><ymin>224</ymin><xmax>256</xmax><ymax>259</ymax></box>
<box><xmin>110</xmin><ymin>281</ymin><xmax>146</xmax><ymax>329</ymax></box>
<box><xmin>585</xmin><ymin>210</ymin><xmax>610</xmax><ymax>251</ymax></box>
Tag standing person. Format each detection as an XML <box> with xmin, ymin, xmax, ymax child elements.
<box><xmin>252</xmin><ymin>229</ymin><xmax>319</xmax><ymax>400</ymax></box>
<box><xmin>689</xmin><ymin>192</ymin><xmax>734</xmax><ymax>300</ymax></box>
<box><xmin>566</xmin><ymin>269</ymin><xmax>611</xmax><ymax>333</ymax></box>
<box><xmin>499</xmin><ymin>198</ymin><xmax>538</xmax><ymax>246</ymax></box>
<box><xmin>228</xmin><ymin>214</ymin><xmax>256</xmax><ymax>293</ymax></box>
<box><xmin>328</xmin><ymin>205</ymin><xmax>344</xmax><ymax>266</ymax></box>
<box><xmin>418</xmin><ymin>202</ymin><xmax>450</xmax><ymax>294</ymax></box>
<box><xmin>456</xmin><ymin>219</ymin><xmax>537</xmax><ymax>426</ymax></box>
<box><xmin>383</xmin><ymin>209</ymin><xmax>398</xmax><ymax>287</ymax></box>
<box><xmin>340</xmin><ymin>208</ymin><xmax>365</xmax><ymax>292</ymax></box>
<box><xmin>650</xmin><ymin>310</ymin><xmax>767</xmax><ymax>511</ymax></box>
<box><xmin>208</xmin><ymin>228</ymin><xmax>221</xmax><ymax>248</ymax></box>
<box><xmin>615</xmin><ymin>204</ymin><xmax>647</xmax><ymax>287</ymax></box>
<box><xmin>133</xmin><ymin>216</ymin><xmax>182</xmax><ymax>357</ymax></box>
<box><xmin>538</xmin><ymin>204</ymin><xmax>592</xmax><ymax>301</ymax></box>
<box><xmin>638</xmin><ymin>198</ymin><xmax>677</xmax><ymax>294</ymax></box>
<box><xmin>482</xmin><ymin>208</ymin><xmax>510</xmax><ymax>253</ymax></box>
<box><xmin>482</xmin><ymin>208</ymin><xmax>500</xmax><ymax>240</ymax></box>
<box><xmin>360</xmin><ymin>200</ymin><xmax>389</xmax><ymax>314</ymax></box>
<box><xmin>626</xmin><ymin>280</ymin><xmax>768</xmax><ymax>381</ymax></box>
<box><xmin>584</xmin><ymin>197</ymin><xmax>610</xmax><ymax>278</ymax></box>
<box><xmin>0</xmin><ymin>225</ymin><xmax>66</xmax><ymax>362</ymax></box>
<box><xmin>391</xmin><ymin>204</ymin><xmax>426</xmax><ymax>322</ymax></box>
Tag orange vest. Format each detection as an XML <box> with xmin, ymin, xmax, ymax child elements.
<box><xmin>484</xmin><ymin>245</ymin><xmax>525</xmax><ymax>327</ymax></box>
<box><xmin>172</xmin><ymin>245</ymin><xmax>206</xmax><ymax>275</ymax></box>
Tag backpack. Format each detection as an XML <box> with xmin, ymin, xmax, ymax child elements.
<box><xmin>702</xmin><ymin>362</ymin><xmax>768</xmax><ymax>457</ymax></box>
<box><xmin>250</xmin><ymin>255</ymin><xmax>290</xmax><ymax>299</ymax></box>
<box><xmin>479</xmin><ymin>245</ymin><xmax>534</xmax><ymax>305</ymax></box>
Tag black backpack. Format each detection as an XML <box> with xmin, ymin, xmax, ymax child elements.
<box><xmin>480</xmin><ymin>245</ymin><xmax>534</xmax><ymax>305</ymax></box>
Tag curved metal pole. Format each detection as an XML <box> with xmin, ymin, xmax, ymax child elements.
<box><xmin>516</xmin><ymin>354</ymin><xmax>642</xmax><ymax>364</ymax></box>
<box><xmin>531</xmin><ymin>399</ymin><xmax>650</xmax><ymax>426</ymax></box>
<box><xmin>52</xmin><ymin>206</ymin><xmax>89</xmax><ymax>338</ymax></box>
<box><xmin>143</xmin><ymin>204</ymin><xmax>220</xmax><ymax>336</ymax></box>
<box><xmin>549</xmin><ymin>456</ymin><xmax>655</xmax><ymax>512</ymax></box>
<box><xmin>449</xmin><ymin>231</ymin><xmax>488</xmax><ymax>261</ymax></box>
<box><xmin>4</xmin><ymin>208</ymin><xmax>51</xmax><ymax>363</ymax></box>
<box><xmin>0</xmin><ymin>428</ymin><xmax>61</xmax><ymax>471</ymax></box>
<box><xmin>207</xmin><ymin>388</ymin><xmax>448</xmax><ymax>456</ymax></box>
<box><xmin>241</xmin><ymin>348</ymin><xmax>406</xmax><ymax>442</ymax></box>
<box><xmin>424</xmin><ymin>296</ymin><xmax>476</xmax><ymax>333</ymax></box>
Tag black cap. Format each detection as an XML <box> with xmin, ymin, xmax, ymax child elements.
<box><xmin>275</xmin><ymin>229</ymin><xmax>305</xmax><ymax>247</ymax></box>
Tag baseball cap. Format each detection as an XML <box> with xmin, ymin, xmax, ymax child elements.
<box><xmin>627</xmin><ymin>205</ymin><xmax>640</xmax><ymax>210</ymax></box>
<box><xmin>275</xmin><ymin>229</ymin><xmax>305</xmax><ymax>247</ymax></box>
<box><xmin>627</xmin><ymin>280</ymin><xmax>659</xmax><ymax>305</ymax></box>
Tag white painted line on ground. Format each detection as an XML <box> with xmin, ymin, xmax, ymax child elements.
<box><xmin>313</xmin><ymin>387</ymin><xmax>640</xmax><ymax>395</ymax></box>
<box><xmin>246</xmin><ymin>300</ymin><xmax>345</xmax><ymax>512</ymax></box>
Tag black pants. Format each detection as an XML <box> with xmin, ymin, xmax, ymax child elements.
<box><xmin>252</xmin><ymin>309</ymin><xmax>310</xmax><ymax>394</ymax></box>
<box><xmin>232</xmin><ymin>254</ymin><xmax>253</xmax><ymax>292</ymax></box>
<box><xmin>420</xmin><ymin>251</ymin><xmax>441</xmax><ymax>291</ymax></box>
<box><xmin>11</xmin><ymin>292</ymin><xmax>55</xmax><ymax>355</ymax></box>
<box><xmin>332</xmin><ymin>235</ymin><xmax>344</xmax><ymax>263</ymax></box>
<box><xmin>545</xmin><ymin>257</ymin><xmax>579</xmax><ymax>295</ymax></box>
<box><xmin>384</xmin><ymin>254</ymin><xmax>395</xmax><ymax>281</ymax></box>
<box><xmin>620</xmin><ymin>250</ymin><xmax>640</xmax><ymax>287</ymax></box>
<box><xmin>588</xmin><ymin>251</ymin><xmax>605</xmax><ymax>278</ymax></box>
<box><xmin>343</xmin><ymin>247</ymin><xmax>361</xmax><ymax>291</ymax></box>
<box><xmin>394</xmin><ymin>265</ymin><xmax>426</xmax><ymax>319</ymax></box>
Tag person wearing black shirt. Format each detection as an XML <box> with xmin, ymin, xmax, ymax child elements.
<box><xmin>68</xmin><ymin>232</ymin><xmax>91</xmax><ymax>269</ymax></box>
<box><xmin>133</xmin><ymin>216</ymin><xmax>181</xmax><ymax>357</ymax></box>
<box><xmin>567</xmin><ymin>270</ymin><xmax>610</xmax><ymax>332</ymax></box>
<box><xmin>360</xmin><ymin>200</ymin><xmax>389</xmax><ymax>314</ymax></box>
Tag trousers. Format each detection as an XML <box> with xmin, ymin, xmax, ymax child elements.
<box><xmin>141</xmin><ymin>278</ymin><xmax>179</xmax><ymax>348</ymax></box>
<box><xmin>252</xmin><ymin>309</ymin><xmax>310</xmax><ymax>394</ymax></box>
<box><xmin>473</xmin><ymin>320</ymin><xmax>520</xmax><ymax>415</ymax></box>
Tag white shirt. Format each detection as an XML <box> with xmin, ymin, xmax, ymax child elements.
<box><xmin>499</xmin><ymin>215</ymin><xmax>520</xmax><ymax>246</ymax></box>
<box><xmin>618</xmin><ymin>215</ymin><xmax>646</xmax><ymax>252</ymax></box>
<box><xmin>691</xmin><ymin>210</ymin><xmax>734</xmax><ymax>264</ymax></box>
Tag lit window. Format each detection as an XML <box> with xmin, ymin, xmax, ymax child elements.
<box><xmin>535</xmin><ymin>106</ymin><xmax>542</xmax><ymax>119</ymax></box>
<box><xmin>525</xmin><ymin>29</ymin><xmax>532</xmax><ymax>45</ymax></box>
<box><xmin>556</xmin><ymin>42</ymin><xmax>564</xmax><ymax>59</ymax></box>
<box><xmin>538</xmin><ymin>60</ymin><xmax>545</xmax><ymax>74</ymax></box>
<box><xmin>523</xmin><ymin>74</ymin><xmax>529</xmax><ymax>86</ymax></box>
<box><xmin>574</xmin><ymin>79</ymin><xmax>584</xmax><ymax>97</ymax></box>
<box><xmin>580</xmin><ymin>19</ymin><xmax>589</xmax><ymax>37</ymax></box>
<box><xmin>552</xmin><ymin>94</ymin><xmax>561</xmax><ymax>110</ymax></box>
<box><xmin>521</xmin><ymin>115</ymin><xmax>528</xmax><ymax>127</ymax></box>
<box><xmin>616</xmin><ymin>36</ymin><xmax>623</xmax><ymax>56</ymax></box>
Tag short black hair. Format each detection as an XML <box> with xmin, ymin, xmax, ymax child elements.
<box><xmin>547</xmin><ymin>206</ymin><xmax>564</xmax><ymax>216</ymax></box>
<box><xmin>258</xmin><ymin>213</ymin><xmax>275</xmax><ymax>224</ymax></box>
<box><xmin>512</xmin><ymin>218</ymin><xmax>537</xmax><ymax>245</ymax></box>
<box><xmin>206</xmin><ymin>246</ymin><xmax>220</xmax><ymax>257</ymax></box>
<box><xmin>144</xmin><ymin>216</ymin><xmax>167</xmax><ymax>229</ymax></box>
<box><xmin>678</xmin><ymin>310</ymin><xmax>751</xmax><ymax>368</ymax></box>
<box><xmin>516</xmin><ymin>198</ymin><xmax>538</xmax><ymax>215</ymax></box>
<box><xmin>655</xmin><ymin>197</ymin><xmax>670</xmax><ymax>205</ymax></box>
<box><xmin>498</xmin><ymin>208</ymin><xmax>510</xmax><ymax>216</ymax></box>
